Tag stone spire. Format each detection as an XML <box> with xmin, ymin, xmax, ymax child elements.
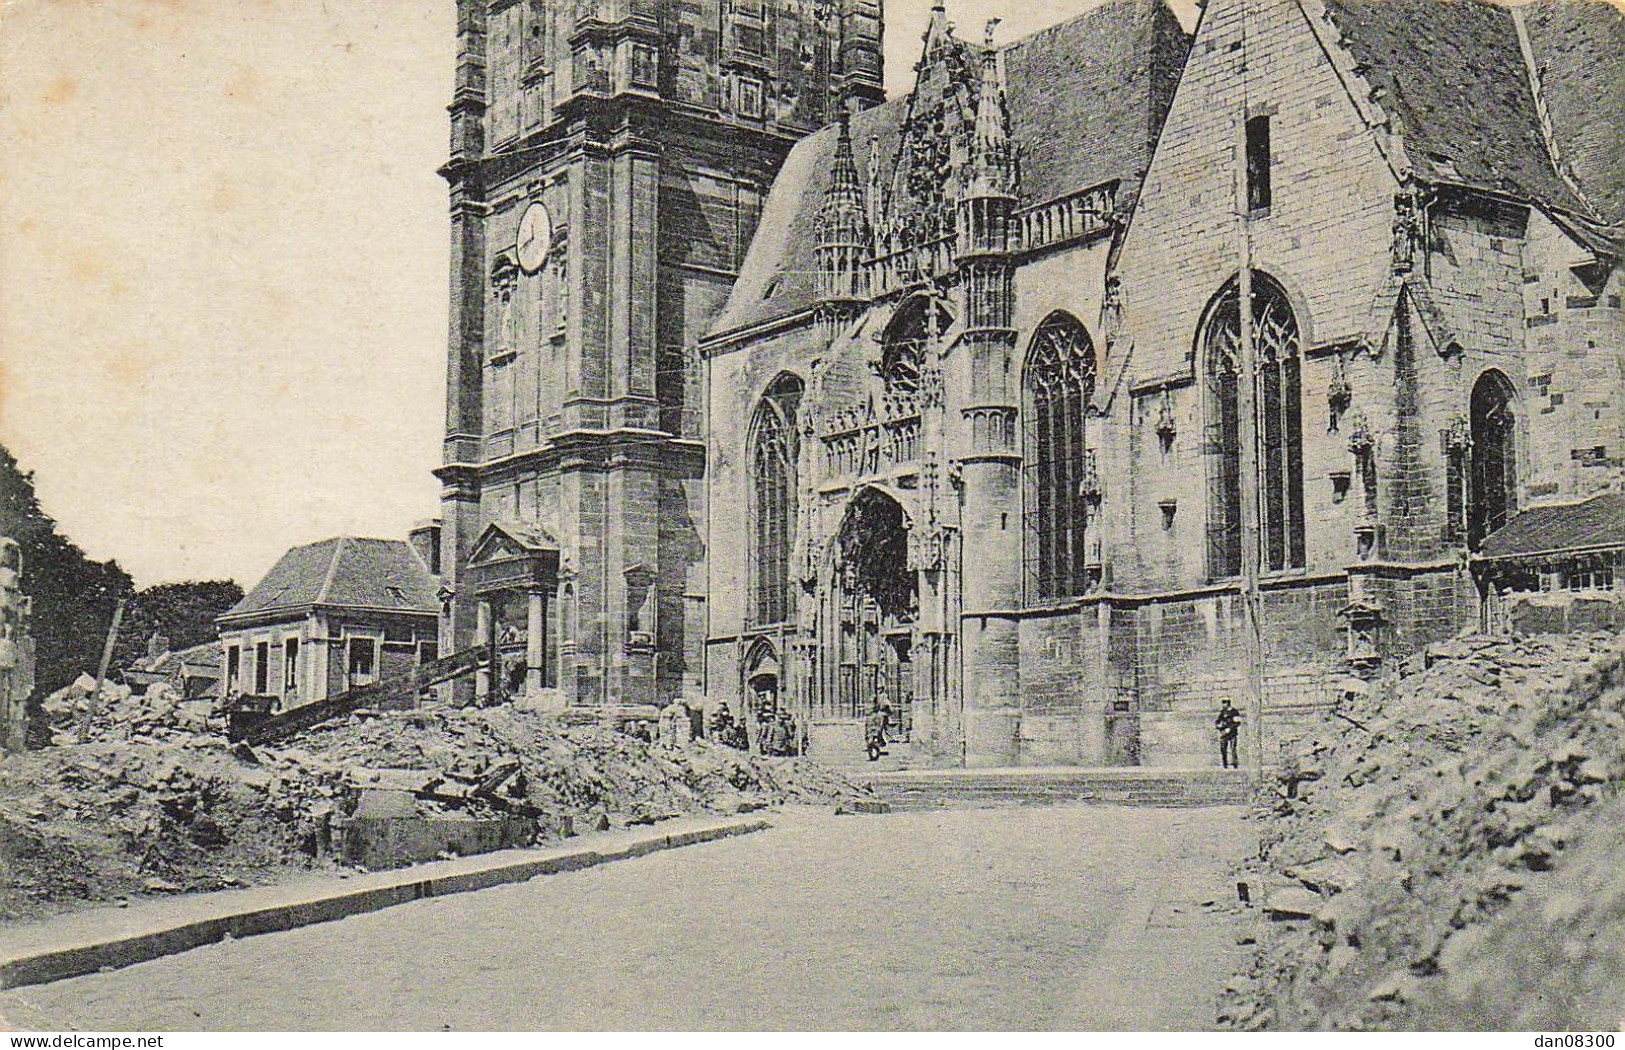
<box><xmin>967</xmin><ymin>20</ymin><xmax>1015</xmax><ymax>201</ymax></box>
<box><xmin>816</xmin><ymin>111</ymin><xmax>871</xmax><ymax>305</ymax></box>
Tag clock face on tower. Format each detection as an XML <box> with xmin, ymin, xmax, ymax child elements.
<box><xmin>516</xmin><ymin>201</ymin><xmax>553</xmax><ymax>274</ymax></box>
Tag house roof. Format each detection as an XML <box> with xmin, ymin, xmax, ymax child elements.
<box><xmin>1478</xmin><ymin>491</ymin><xmax>1625</xmax><ymax>560</ymax></box>
<box><xmin>1320</xmin><ymin>0</ymin><xmax>1621</xmax><ymax>223</ymax></box>
<box><xmin>221</xmin><ymin>537</ymin><xmax>439</xmax><ymax>624</ymax></box>
<box><xmin>708</xmin><ymin>0</ymin><xmax>1189</xmax><ymax>340</ymax></box>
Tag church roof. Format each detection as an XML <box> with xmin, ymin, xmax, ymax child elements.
<box><xmin>1520</xmin><ymin>0</ymin><xmax>1625</xmax><ymax>224</ymax></box>
<box><xmin>1320</xmin><ymin>0</ymin><xmax>1624</xmax><ymax>224</ymax></box>
<box><xmin>709</xmin><ymin>0</ymin><xmax>1190</xmax><ymax>340</ymax></box>
<box><xmin>220</xmin><ymin>537</ymin><xmax>439</xmax><ymax>624</ymax></box>
<box><xmin>1478</xmin><ymin>491</ymin><xmax>1625</xmax><ymax>560</ymax></box>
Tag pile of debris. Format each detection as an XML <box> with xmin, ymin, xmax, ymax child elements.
<box><xmin>38</xmin><ymin>675</ymin><xmax>216</xmax><ymax>744</ymax></box>
<box><xmin>1</xmin><ymin>691</ymin><xmax>869</xmax><ymax>925</ymax></box>
<box><xmin>1221</xmin><ymin>630</ymin><xmax>1625</xmax><ymax>1030</ymax></box>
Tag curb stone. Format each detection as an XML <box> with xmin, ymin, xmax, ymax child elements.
<box><xmin>0</xmin><ymin>817</ymin><xmax>770</xmax><ymax>991</ymax></box>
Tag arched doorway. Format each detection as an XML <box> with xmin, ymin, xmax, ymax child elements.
<box><xmin>817</xmin><ymin>487</ymin><xmax>917</xmax><ymax>745</ymax></box>
<box><xmin>744</xmin><ymin>639</ymin><xmax>780</xmax><ymax>713</ymax></box>
<box><xmin>1470</xmin><ymin>370</ymin><xmax>1518</xmax><ymax>549</ymax></box>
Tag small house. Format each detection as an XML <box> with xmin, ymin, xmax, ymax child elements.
<box><xmin>217</xmin><ymin>536</ymin><xmax>440</xmax><ymax>711</ymax></box>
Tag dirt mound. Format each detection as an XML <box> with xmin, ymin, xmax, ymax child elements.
<box><xmin>1220</xmin><ymin>631</ymin><xmax>1625</xmax><ymax>1030</ymax></box>
<box><xmin>0</xmin><ymin>704</ymin><xmax>867</xmax><ymax>925</ymax></box>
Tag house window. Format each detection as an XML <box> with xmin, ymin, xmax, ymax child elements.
<box><xmin>418</xmin><ymin>639</ymin><xmax>439</xmax><ymax>665</ymax></box>
<box><xmin>749</xmin><ymin>374</ymin><xmax>804</xmax><ymax>626</ymax></box>
<box><xmin>253</xmin><ymin>641</ymin><xmax>269</xmax><ymax>695</ymax></box>
<box><xmin>1202</xmin><ymin>271</ymin><xmax>1305</xmax><ymax>578</ymax></box>
<box><xmin>1469</xmin><ymin>370</ymin><xmax>1518</xmax><ymax>548</ymax></box>
<box><xmin>1024</xmin><ymin>312</ymin><xmax>1097</xmax><ymax>600</ymax></box>
<box><xmin>225</xmin><ymin>645</ymin><xmax>241</xmax><ymax>693</ymax></box>
<box><xmin>283</xmin><ymin>637</ymin><xmax>299</xmax><ymax>694</ymax></box>
<box><xmin>347</xmin><ymin>636</ymin><xmax>377</xmax><ymax>687</ymax></box>
<box><xmin>1246</xmin><ymin>114</ymin><xmax>1272</xmax><ymax>213</ymax></box>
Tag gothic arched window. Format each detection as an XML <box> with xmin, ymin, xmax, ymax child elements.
<box><xmin>749</xmin><ymin>374</ymin><xmax>803</xmax><ymax>626</ymax></box>
<box><xmin>1202</xmin><ymin>272</ymin><xmax>1305</xmax><ymax>578</ymax></box>
<box><xmin>880</xmin><ymin>297</ymin><xmax>952</xmax><ymax>396</ymax></box>
<box><xmin>1469</xmin><ymin>369</ymin><xmax>1518</xmax><ymax>549</ymax></box>
<box><xmin>1025</xmin><ymin>313</ymin><xmax>1097</xmax><ymax>600</ymax></box>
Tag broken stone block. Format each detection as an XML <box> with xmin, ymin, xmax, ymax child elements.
<box><xmin>1264</xmin><ymin>887</ymin><xmax>1321</xmax><ymax>921</ymax></box>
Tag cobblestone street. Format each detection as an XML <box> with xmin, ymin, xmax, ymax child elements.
<box><xmin>0</xmin><ymin>805</ymin><xmax>1254</xmax><ymax>1031</ymax></box>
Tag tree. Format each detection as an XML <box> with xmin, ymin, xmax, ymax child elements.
<box><xmin>113</xmin><ymin>580</ymin><xmax>244</xmax><ymax>672</ymax></box>
<box><xmin>0</xmin><ymin>445</ymin><xmax>134</xmax><ymax>702</ymax></box>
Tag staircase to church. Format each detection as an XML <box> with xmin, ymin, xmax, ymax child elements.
<box><xmin>858</xmin><ymin>765</ymin><xmax>1257</xmax><ymax>810</ymax></box>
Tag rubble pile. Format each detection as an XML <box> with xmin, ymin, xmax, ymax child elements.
<box><xmin>39</xmin><ymin>677</ymin><xmax>216</xmax><ymax>744</ymax></box>
<box><xmin>1</xmin><ymin>696</ymin><xmax>867</xmax><ymax>925</ymax></box>
<box><xmin>1221</xmin><ymin>631</ymin><xmax>1625</xmax><ymax>1030</ymax></box>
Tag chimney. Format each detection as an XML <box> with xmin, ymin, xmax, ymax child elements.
<box><xmin>409</xmin><ymin>520</ymin><xmax>443</xmax><ymax>577</ymax></box>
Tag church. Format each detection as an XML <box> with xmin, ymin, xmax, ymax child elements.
<box><xmin>436</xmin><ymin>0</ymin><xmax>1625</xmax><ymax>768</ymax></box>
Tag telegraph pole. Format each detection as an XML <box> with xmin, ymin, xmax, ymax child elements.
<box><xmin>1235</xmin><ymin>0</ymin><xmax>1267</xmax><ymax>783</ymax></box>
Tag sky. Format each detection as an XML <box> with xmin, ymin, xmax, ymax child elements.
<box><xmin>0</xmin><ymin>0</ymin><xmax>1197</xmax><ymax>589</ymax></box>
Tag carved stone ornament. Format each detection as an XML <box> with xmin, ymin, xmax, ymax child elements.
<box><xmin>800</xmin><ymin>537</ymin><xmax>825</xmax><ymax>588</ymax></box>
<box><xmin>1391</xmin><ymin>189</ymin><xmax>1424</xmax><ymax>274</ymax></box>
<box><xmin>1328</xmin><ymin>354</ymin><xmax>1352</xmax><ymax>432</ymax></box>
<box><xmin>1154</xmin><ymin>386</ymin><xmax>1177</xmax><ymax>453</ymax></box>
<box><xmin>1078</xmin><ymin>449</ymin><xmax>1104</xmax><ymax>505</ymax></box>
<box><xmin>1339</xmin><ymin>597</ymin><xmax>1385</xmax><ymax>678</ymax></box>
<box><xmin>1443</xmin><ymin>414</ymin><xmax>1472</xmax><ymax>456</ymax></box>
<box><xmin>1346</xmin><ymin>410</ymin><xmax>1375</xmax><ymax>458</ymax></box>
<box><xmin>906</xmin><ymin>525</ymin><xmax>955</xmax><ymax>572</ymax></box>
<box><xmin>918</xmin><ymin>360</ymin><xmax>946</xmax><ymax>409</ymax></box>
<box><xmin>1101</xmin><ymin>275</ymin><xmax>1124</xmax><ymax>342</ymax></box>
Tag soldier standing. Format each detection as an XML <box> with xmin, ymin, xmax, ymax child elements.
<box><xmin>1215</xmin><ymin>698</ymin><xmax>1243</xmax><ymax>768</ymax></box>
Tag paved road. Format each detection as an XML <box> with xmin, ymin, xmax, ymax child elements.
<box><xmin>0</xmin><ymin>806</ymin><xmax>1254</xmax><ymax>1031</ymax></box>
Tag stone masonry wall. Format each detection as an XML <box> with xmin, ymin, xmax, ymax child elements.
<box><xmin>1110</xmin><ymin>0</ymin><xmax>1401</xmax><ymax>593</ymax></box>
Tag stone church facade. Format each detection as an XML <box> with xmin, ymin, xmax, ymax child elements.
<box><xmin>698</xmin><ymin>0</ymin><xmax>1623</xmax><ymax>767</ymax></box>
<box><xmin>434</xmin><ymin>0</ymin><xmax>883</xmax><ymax>712</ymax></box>
<box><xmin>440</xmin><ymin>0</ymin><xmax>1623</xmax><ymax>766</ymax></box>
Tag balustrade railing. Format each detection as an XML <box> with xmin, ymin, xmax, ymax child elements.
<box><xmin>821</xmin><ymin>410</ymin><xmax>922</xmax><ymax>479</ymax></box>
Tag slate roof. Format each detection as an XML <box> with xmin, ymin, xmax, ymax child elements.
<box><xmin>709</xmin><ymin>0</ymin><xmax>1189</xmax><ymax>339</ymax></box>
<box><xmin>1320</xmin><ymin>0</ymin><xmax>1619</xmax><ymax>222</ymax></box>
<box><xmin>1478</xmin><ymin>491</ymin><xmax>1625</xmax><ymax>560</ymax></box>
<box><xmin>220</xmin><ymin>537</ymin><xmax>440</xmax><ymax>624</ymax></box>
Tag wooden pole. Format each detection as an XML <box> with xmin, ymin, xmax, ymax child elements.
<box><xmin>1234</xmin><ymin>0</ymin><xmax>1268</xmax><ymax>782</ymax></box>
<box><xmin>81</xmin><ymin>597</ymin><xmax>127</xmax><ymax>738</ymax></box>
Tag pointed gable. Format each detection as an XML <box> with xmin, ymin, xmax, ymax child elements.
<box><xmin>467</xmin><ymin>519</ymin><xmax>561</xmax><ymax>596</ymax></box>
<box><xmin>708</xmin><ymin>0</ymin><xmax>1192</xmax><ymax>341</ymax></box>
<box><xmin>468</xmin><ymin>519</ymin><xmax>561</xmax><ymax>566</ymax></box>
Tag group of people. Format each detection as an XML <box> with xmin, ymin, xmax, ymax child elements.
<box><xmin>703</xmin><ymin>701</ymin><xmax>802</xmax><ymax>757</ymax></box>
<box><xmin>661</xmin><ymin>692</ymin><xmax>1244</xmax><ymax>767</ymax></box>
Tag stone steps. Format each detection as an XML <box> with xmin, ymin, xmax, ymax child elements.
<box><xmin>861</xmin><ymin>768</ymin><xmax>1256</xmax><ymax>810</ymax></box>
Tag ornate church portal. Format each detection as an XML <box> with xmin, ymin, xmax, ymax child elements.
<box><xmin>820</xmin><ymin>489</ymin><xmax>916</xmax><ymax>738</ymax></box>
<box><xmin>797</xmin><ymin>484</ymin><xmax>961</xmax><ymax>761</ymax></box>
